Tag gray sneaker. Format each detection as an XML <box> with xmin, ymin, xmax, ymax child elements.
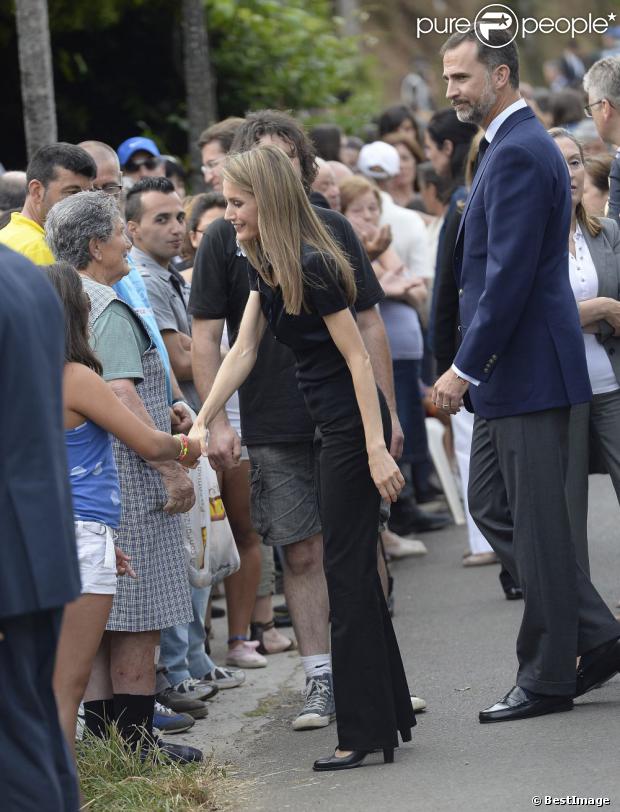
<box><xmin>292</xmin><ymin>673</ymin><xmax>336</xmax><ymax>731</ymax></box>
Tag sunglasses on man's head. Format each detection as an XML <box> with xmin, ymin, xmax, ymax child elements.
<box><xmin>124</xmin><ymin>156</ymin><xmax>161</xmax><ymax>173</ymax></box>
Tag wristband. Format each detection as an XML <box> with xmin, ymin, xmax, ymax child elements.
<box><xmin>175</xmin><ymin>434</ymin><xmax>189</xmax><ymax>460</ymax></box>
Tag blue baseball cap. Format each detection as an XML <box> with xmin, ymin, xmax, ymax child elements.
<box><xmin>117</xmin><ymin>136</ymin><xmax>161</xmax><ymax>167</ymax></box>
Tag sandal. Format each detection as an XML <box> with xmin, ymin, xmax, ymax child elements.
<box><xmin>250</xmin><ymin>620</ymin><xmax>298</xmax><ymax>655</ymax></box>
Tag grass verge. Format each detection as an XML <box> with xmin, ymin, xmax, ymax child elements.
<box><xmin>77</xmin><ymin>728</ymin><xmax>230</xmax><ymax>811</ymax></box>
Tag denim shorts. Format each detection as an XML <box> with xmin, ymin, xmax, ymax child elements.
<box><xmin>247</xmin><ymin>442</ymin><xmax>322</xmax><ymax>546</ymax></box>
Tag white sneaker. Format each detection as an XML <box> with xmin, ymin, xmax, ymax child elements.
<box><xmin>382</xmin><ymin>530</ymin><xmax>428</xmax><ymax>559</ymax></box>
<box><xmin>411</xmin><ymin>695</ymin><xmax>427</xmax><ymax>712</ymax></box>
<box><xmin>292</xmin><ymin>673</ymin><xmax>336</xmax><ymax>730</ymax></box>
<box><xmin>226</xmin><ymin>640</ymin><xmax>267</xmax><ymax>669</ymax></box>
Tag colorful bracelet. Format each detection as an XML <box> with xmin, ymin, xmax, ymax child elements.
<box><xmin>175</xmin><ymin>434</ymin><xmax>189</xmax><ymax>461</ymax></box>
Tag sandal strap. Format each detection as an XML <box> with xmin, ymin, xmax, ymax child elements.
<box><xmin>250</xmin><ymin>620</ymin><xmax>275</xmax><ymax>632</ymax></box>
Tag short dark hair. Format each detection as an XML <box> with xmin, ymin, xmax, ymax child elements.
<box><xmin>417</xmin><ymin>161</ymin><xmax>451</xmax><ymax>204</ymax></box>
<box><xmin>378</xmin><ymin>104</ymin><xmax>421</xmax><ymax>143</ymax></box>
<box><xmin>309</xmin><ymin>124</ymin><xmax>342</xmax><ymax>162</ymax></box>
<box><xmin>426</xmin><ymin>108</ymin><xmax>479</xmax><ymax>186</ymax></box>
<box><xmin>163</xmin><ymin>157</ymin><xmax>186</xmax><ymax>182</ymax></box>
<box><xmin>125</xmin><ymin>176</ymin><xmax>176</xmax><ymax>223</ymax></box>
<box><xmin>187</xmin><ymin>192</ymin><xmax>226</xmax><ymax>233</ymax></box>
<box><xmin>197</xmin><ymin>117</ymin><xmax>245</xmax><ymax>152</ymax></box>
<box><xmin>0</xmin><ymin>173</ymin><xmax>27</xmax><ymax>210</ymax></box>
<box><xmin>549</xmin><ymin>89</ymin><xmax>585</xmax><ymax>128</ymax></box>
<box><xmin>26</xmin><ymin>143</ymin><xmax>97</xmax><ymax>187</ymax></box>
<box><xmin>440</xmin><ymin>27</ymin><xmax>520</xmax><ymax>90</ymax></box>
<box><xmin>230</xmin><ymin>110</ymin><xmax>318</xmax><ymax>192</ymax></box>
<box><xmin>43</xmin><ymin>261</ymin><xmax>103</xmax><ymax>375</ymax></box>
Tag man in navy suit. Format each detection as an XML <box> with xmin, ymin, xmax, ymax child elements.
<box><xmin>0</xmin><ymin>245</ymin><xmax>81</xmax><ymax>809</ymax></box>
<box><xmin>433</xmin><ymin>27</ymin><xmax>620</xmax><ymax>723</ymax></box>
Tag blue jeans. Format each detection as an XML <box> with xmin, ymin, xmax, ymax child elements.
<box><xmin>392</xmin><ymin>359</ymin><xmax>433</xmax><ymax>495</ymax></box>
<box><xmin>160</xmin><ymin>585</ymin><xmax>216</xmax><ymax>685</ymax></box>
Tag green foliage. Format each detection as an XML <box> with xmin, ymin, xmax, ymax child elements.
<box><xmin>303</xmin><ymin>83</ymin><xmax>382</xmax><ymax>139</ymax></box>
<box><xmin>206</xmin><ymin>0</ymin><xmax>373</xmax><ymax>117</ymax></box>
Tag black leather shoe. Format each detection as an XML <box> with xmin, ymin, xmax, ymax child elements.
<box><xmin>313</xmin><ymin>747</ymin><xmax>394</xmax><ymax>772</ymax></box>
<box><xmin>503</xmin><ymin>586</ymin><xmax>524</xmax><ymax>601</ymax></box>
<box><xmin>142</xmin><ymin>738</ymin><xmax>203</xmax><ymax>764</ymax></box>
<box><xmin>479</xmin><ymin>686</ymin><xmax>573</xmax><ymax>723</ymax></box>
<box><xmin>389</xmin><ymin>508</ymin><xmax>452</xmax><ymax>536</ymax></box>
<box><xmin>576</xmin><ymin>637</ymin><xmax>620</xmax><ymax>697</ymax></box>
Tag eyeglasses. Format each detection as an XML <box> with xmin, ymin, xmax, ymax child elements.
<box><xmin>124</xmin><ymin>156</ymin><xmax>161</xmax><ymax>173</ymax></box>
<box><xmin>583</xmin><ymin>98</ymin><xmax>616</xmax><ymax>117</ymax></box>
<box><xmin>92</xmin><ymin>182</ymin><xmax>123</xmax><ymax>198</ymax></box>
<box><xmin>201</xmin><ymin>157</ymin><xmax>225</xmax><ymax>175</ymax></box>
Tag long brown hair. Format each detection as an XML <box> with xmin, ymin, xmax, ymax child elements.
<box><xmin>223</xmin><ymin>145</ymin><xmax>356</xmax><ymax>315</ymax></box>
<box><xmin>43</xmin><ymin>262</ymin><xmax>103</xmax><ymax>375</ymax></box>
<box><xmin>548</xmin><ymin>127</ymin><xmax>602</xmax><ymax>238</ymax></box>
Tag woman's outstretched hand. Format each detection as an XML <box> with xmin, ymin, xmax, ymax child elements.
<box><xmin>188</xmin><ymin>419</ymin><xmax>209</xmax><ymax>457</ymax></box>
<box><xmin>368</xmin><ymin>447</ymin><xmax>405</xmax><ymax>502</ymax></box>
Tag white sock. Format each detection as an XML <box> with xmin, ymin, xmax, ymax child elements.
<box><xmin>301</xmin><ymin>653</ymin><xmax>331</xmax><ymax>679</ymax></box>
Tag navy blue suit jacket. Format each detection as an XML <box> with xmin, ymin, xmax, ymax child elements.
<box><xmin>0</xmin><ymin>246</ymin><xmax>81</xmax><ymax>618</ymax></box>
<box><xmin>453</xmin><ymin>106</ymin><xmax>592</xmax><ymax>419</ymax></box>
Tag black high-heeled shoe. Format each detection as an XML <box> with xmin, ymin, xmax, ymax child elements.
<box><xmin>312</xmin><ymin>747</ymin><xmax>394</xmax><ymax>772</ymax></box>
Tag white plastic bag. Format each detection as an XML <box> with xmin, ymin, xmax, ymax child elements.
<box><xmin>183</xmin><ymin>454</ymin><xmax>240</xmax><ymax>588</ymax></box>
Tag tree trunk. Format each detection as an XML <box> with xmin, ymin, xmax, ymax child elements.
<box><xmin>14</xmin><ymin>0</ymin><xmax>57</xmax><ymax>159</ymax></box>
<box><xmin>181</xmin><ymin>0</ymin><xmax>218</xmax><ymax>192</ymax></box>
<box><xmin>335</xmin><ymin>0</ymin><xmax>361</xmax><ymax>38</ymax></box>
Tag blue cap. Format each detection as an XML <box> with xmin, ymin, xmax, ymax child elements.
<box><xmin>117</xmin><ymin>136</ymin><xmax>160</xmax><ymax>167</ymax></box>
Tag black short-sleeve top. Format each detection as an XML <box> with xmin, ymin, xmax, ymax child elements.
<box><xmin>189</xmin><ymin>207</ymin><xmax>383</xmax><ymax>440</ymax></box>
<box><xmin>248</xmin><ymin>249</ymin><xmax>361</xmax><ymax>426</ymax></box>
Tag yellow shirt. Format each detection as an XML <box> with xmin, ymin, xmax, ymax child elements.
<box><xmin>0</xmin><ymin>212</ymin><xmax>55</xmax><ymax>265</ymax></box>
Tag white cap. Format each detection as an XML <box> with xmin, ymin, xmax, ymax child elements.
<box><xmin>357</xmin><ymin>141</ymin><xmax>400</xmax><ymax>180</ymax></box>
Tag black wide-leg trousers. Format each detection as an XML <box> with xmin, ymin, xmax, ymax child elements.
<box><xmin>468</xmin><ymin>407</ymin><xmax>620</xmax><ymax>696</ymax></box>
<box><xmin>315</xmin><ymin>392</ymin><xmax>416</xmax><ymax>751</ymax></box>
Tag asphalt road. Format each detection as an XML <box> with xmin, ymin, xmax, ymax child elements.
<box><xmin>222</xmin><ymin>475</ymin><xmax>620</xmax><ymax>812</ymax></box>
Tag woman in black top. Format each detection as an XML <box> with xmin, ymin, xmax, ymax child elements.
<box><xmin>192</xmin><ymin>145</ymin><xmax>415</xmax><ymax>771</ymax></box>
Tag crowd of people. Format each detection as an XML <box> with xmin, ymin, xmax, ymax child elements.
<box><xmin>2</xmin><ymin>25</ymin><xmax>620</xmax><ymax>810</ymax></box>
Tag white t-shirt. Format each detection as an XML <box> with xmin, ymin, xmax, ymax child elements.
<box><xmin>569</xmin><ymin>225</ymin><xmax>619</xmax><ymax>395</ymax></box>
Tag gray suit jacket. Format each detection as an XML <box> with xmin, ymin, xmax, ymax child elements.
<box><xmin>581</xmin><ymin>216</ymin><xmax>620</xmax><ymax>383</ymax></box>
<box><xmin>581</xmin><ymin>218</ymin><xmax>620</xmax><ymax>474</ymax></box>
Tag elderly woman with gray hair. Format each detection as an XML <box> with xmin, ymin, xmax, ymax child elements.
<box><xmin>45</xmin><ymin>191</ymin><xmax>199</xmax><ymax>762</ymax></box>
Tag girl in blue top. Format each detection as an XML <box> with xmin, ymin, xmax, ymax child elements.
<box><xmin>44</xmin><ymin>262</ymin><xmax>201</xmax><ymax>778</ymax></box>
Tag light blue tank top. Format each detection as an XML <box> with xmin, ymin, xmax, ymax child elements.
<box><xmin>65</xmin><ymin>419</ymin><xmax>122</xmax><ymax>528</ymax></box>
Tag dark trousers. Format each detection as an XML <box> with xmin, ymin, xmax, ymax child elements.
<box><xmin>0</xmin><ymin>608</ymin><xmax>79</xmax><ymax>812</ymax></box>
<box><xmin>315</xmin><ymin>392</ymin><xmax>416</xmax><ymax>750</ymax></box>
<box><xmin>468</xmin><ymin>408</ymin><xmax>620</xmax><ymax>696</ymax></box>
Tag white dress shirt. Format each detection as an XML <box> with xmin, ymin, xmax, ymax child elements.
<box><xmin>569</xmin><ymin>225</ymin><xmax>619</xmax><ymax>395</ymax></box>
<box><xmin>451</xmin><ymin>98</ymin><xmax>528</xmax><ymax>387</ymax></box>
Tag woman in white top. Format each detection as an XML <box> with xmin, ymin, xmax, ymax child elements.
<box><xmin>550</xmin><ymin>128</ymin><xmax>620</xmax><ymax>576</ymax></box>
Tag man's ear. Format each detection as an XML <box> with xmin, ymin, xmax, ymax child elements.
<box><xmin>494</xmin><ymin>64</ymin><xmax>511</xmax><ymax>90</ymax></box>
<box><xmin>28</xmin><ymin>179</ymin><xmax>45</xmax><ymax>206</ymax></box>
<box><xmin>126</xmin><ymin>219</ymin><xmax>138</xmax><ymax>241</ymax></box>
